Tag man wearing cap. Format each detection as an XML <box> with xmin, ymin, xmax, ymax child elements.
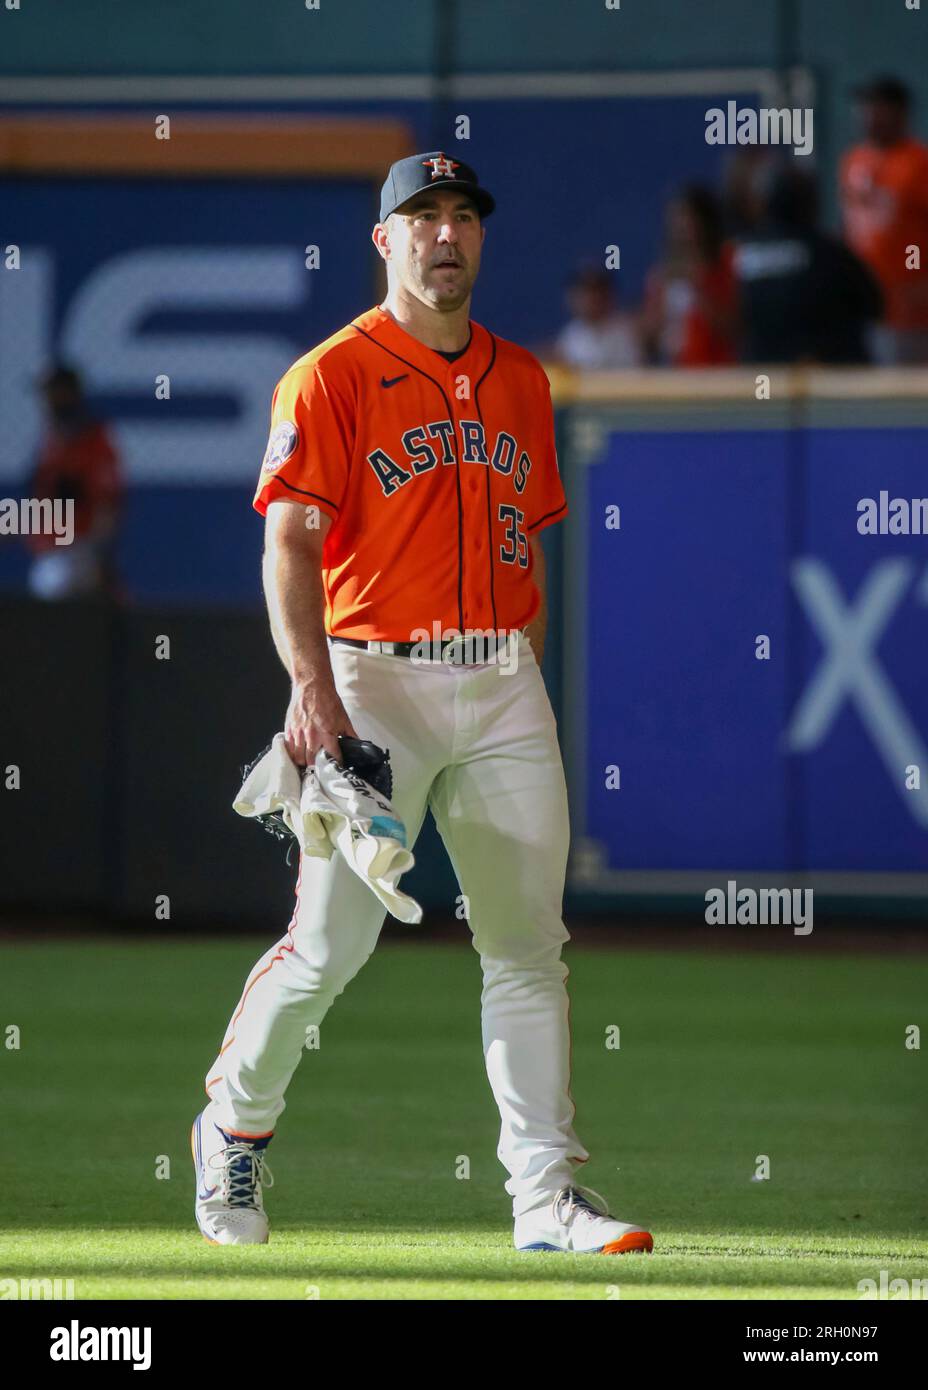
<box><xmin>192</xmin><ymin>152</ymin><xmax>654</xmax><ymax>1259</ymax></box>
<box><xmin>840</xmin><ymin>77</ymin><xmax>928</xmax><ymax>364</ymax></box>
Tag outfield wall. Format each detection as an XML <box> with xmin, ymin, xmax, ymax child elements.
<box><xmin>553</xmin><ymin>369</ymin><xmax>928</xmax><ymax>912</ymax></box>
<box><xmin>0</xmin><ymin>369</ymin><xmax>925</xmax><ymax>925</ymax></box>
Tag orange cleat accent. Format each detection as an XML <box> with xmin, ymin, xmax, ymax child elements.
<box><xmin>602</xmin><ymin>1231</ymin><xmax>654</xmax><ymax>1254</ymax></box>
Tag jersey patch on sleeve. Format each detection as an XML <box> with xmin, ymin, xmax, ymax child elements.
<box><xmin>261</xmin><ymin>420</ymin><xmax>299</xmax><ymax>474</ymax></box>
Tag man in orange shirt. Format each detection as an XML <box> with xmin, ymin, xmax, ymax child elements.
<box><xmin>840</xmin><ymin>77</ymin><xmax>928</xmax><ymax>364</ymax></box>
<box><xmin>641</xmin><ymin>185</ymin><xmax>739</xmax><ymax>367</ymax></box>
<box><xmin>25</xmin><ymin>365</ymin><xmax>123</xmax><ymax>600</ymax></box>
<box><xmin>193</xmin><ymin>152</ymin><xmax>654</xmax><ymax>1258</ymax></box>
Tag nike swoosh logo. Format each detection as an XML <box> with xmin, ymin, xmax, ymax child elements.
<box><xmin>198</xmin><ymin>1186</ymin><xmax>218</xmax><ymax>1200</ymax></box>
<box><xmin>381</xmin><ymin>374</ymin><xmax>408</xmax><ymax>388</ymax></box>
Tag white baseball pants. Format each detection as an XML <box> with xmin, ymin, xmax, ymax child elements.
<box><xmin>204</xmin><ymin>632</ymin><xmax>590</xmax><ymax>1217</ymax></box>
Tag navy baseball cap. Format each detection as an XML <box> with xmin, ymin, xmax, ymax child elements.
<box><xmin>379</xmin><ymin>151</ymin><xmax>495</xmax><ymax>223</ymax></box>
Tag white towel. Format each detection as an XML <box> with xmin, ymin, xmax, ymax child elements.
<box><xmin>233</xmin><ymin>733</ymin><xmax>304</xmax><ymax>839</ymax></box>
<box><xmin>233</xmin><ymin>733</ymin><xmax>423</xmax><ymax>924</ymax></box>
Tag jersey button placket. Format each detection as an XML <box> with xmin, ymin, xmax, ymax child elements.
<box><xmin>453</xmin><ymin>360</ymin><xmax>484</xmax><ymax>630</ymax></box>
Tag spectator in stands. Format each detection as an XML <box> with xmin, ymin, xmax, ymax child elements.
<box><xmin>722</xmin><ymin>147</ymin><xmax>778</xmax><ymax>237</ymax></box>
<box><xmin>641</xmin><ymin>185</ymin><xmax>738</xmax><ymax>366</ymax></box>
<box><xmin>25</xmin><ymin>364</ymin><xmax>124</xmax><ymax>601</ymax></box>
<box><xmin>553</xmin><ymin>266</ymin><xmax>643</xmax><ymax>370</ymax></box>
<box><xmin>840</xmin><ymin>76</ymin><xmax>928</xmax><ymax>364</ymax></box>
<box><xmin>733</xmin><ymin>163</ymin><xmax>883</xmax><ymax>365</ymax></box>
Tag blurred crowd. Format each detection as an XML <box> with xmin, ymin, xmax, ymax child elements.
<box><xmin>552</xmin><ymin>76</ymin><xmax>928</xmax><ymax>371</ymax></box>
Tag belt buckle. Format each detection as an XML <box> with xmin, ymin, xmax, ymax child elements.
<box><xmin>440</xmin><ymin>632</ymin><xmax>469</xmax><ymax>665</ymax></box>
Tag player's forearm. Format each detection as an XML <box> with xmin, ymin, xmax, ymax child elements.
<box><xmin>262</xmin><ymin>543</ymin><xmax>335</xmax><ymax>689</ymax></box>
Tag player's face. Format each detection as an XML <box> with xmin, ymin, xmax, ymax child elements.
<box><xmin>386</xmin><ymin>191</ymin><xmax>485</xmax><ymax>310</ymax></box>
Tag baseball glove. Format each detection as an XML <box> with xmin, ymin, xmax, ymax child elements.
<box><xmin>238</xmin><ymin>735</ymin><xmax>394</xmax><ymax>857</ymax></box>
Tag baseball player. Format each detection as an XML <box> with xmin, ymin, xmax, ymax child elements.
<box><xmin>192</xmin><ymin>151</ymin><xmax>654</xmax><ymax>1257</ymax></box>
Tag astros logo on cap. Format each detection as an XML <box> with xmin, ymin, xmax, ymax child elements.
<box><xmin>423</xmin><ymin>154</ymin><xmax>460</xmax><ymax>180</ymax></box>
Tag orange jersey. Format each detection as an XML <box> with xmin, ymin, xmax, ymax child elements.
<box><xmin>254</xmin><ymin>306</ymin><xmax>568</xmax><ymax>641</ymax></box>
<box><xmin>840</xmin><ymin>138</ymin><xmax>928</xmax><ymax>328</ymax></box>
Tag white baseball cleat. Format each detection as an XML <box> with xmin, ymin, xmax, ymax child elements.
<box><xmin>514</xmin><ymin>1184</ymin><xmax>654</xmax><ymax>1254</ymax></box>
<box><xmin>191</xmin><ymin>1107</ymin><xmax>274</xmax><ymax>1245</ymax></box>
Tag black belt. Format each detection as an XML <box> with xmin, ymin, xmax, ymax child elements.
<box><xmin>330</xmin><ymin>630</ymin><xmax>523</xmax><ymax>664</ymax></box>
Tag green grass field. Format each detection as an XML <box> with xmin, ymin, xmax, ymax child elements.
<box><xmin>2</xmin><ymin>935</ymin><xmax>926</xmax><ymax>1300</ymax></box>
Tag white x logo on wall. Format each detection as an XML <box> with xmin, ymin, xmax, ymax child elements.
<box><xmin>786</xmin><ymin>558</ymin><xmax>928</xmax><ymax>831</ymax></box>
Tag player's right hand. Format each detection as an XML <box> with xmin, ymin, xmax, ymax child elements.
<box><xmin>284</xmin><ymin>677</ymin><xmax>359</xmax><ymax>767</ymax></box>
